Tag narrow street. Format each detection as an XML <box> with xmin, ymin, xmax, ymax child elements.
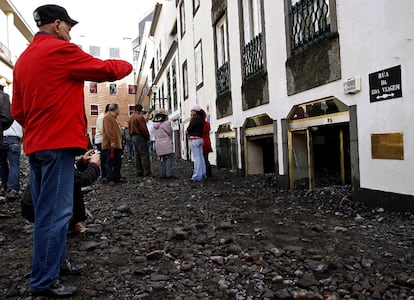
<box><xmin>0</xmin><ymin>157</ymin><xmax>413</xmax><ymax>299</ymax></box>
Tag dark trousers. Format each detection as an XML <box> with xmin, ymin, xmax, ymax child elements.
<box><xmin>132</xmin><ymin>135</ymin><xmax>151</xmax><ymax>176</ymax></box>
<box><xmin>95</xmin><ymin>143</ymin><xmax>106</xmax><ymax>180</ymax></box>
<box><xmin>103</xmin><ymin>149</ymin><xmax>122</xmax><ymax>182</ymax></box>
<box><xmin>204</xmin><ymin>153</ymin><xmax>212</xmax><ymax>177</ymax></box>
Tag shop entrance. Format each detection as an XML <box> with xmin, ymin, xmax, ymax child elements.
<box><xmin>243</xmin><ymin>114</ymin><xmax>275</xmax><ymax>176</ymax></box>
<box><xmin>288</xmin><ymin>97</ymin><xmax>351</xmax><ymax>190</ymax></box>
<box><xmin>246</xmin><ymin>135</ymin><xmax>275</xmax><ymax>174</ymax></box>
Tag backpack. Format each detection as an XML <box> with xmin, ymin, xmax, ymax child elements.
<box><xmin>0</xmin><ymin>91</ymin><xmax>13</xmax><ymax>131</ymax></box>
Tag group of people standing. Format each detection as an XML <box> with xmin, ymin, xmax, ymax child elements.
<box><xmin>92</xmin><ymin>102</ymin><xmax>177</xmax><ymax>183</ymax></box>
<box><xmin>91</xmin><ymin>102</ymin><xmax>213</xmax><ymax>184</ymax></box>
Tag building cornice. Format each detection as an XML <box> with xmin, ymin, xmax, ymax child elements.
<box><xmin>0</xmin><ymin>0</ymin><xmax>34</xmax><ymax>42</ymax></box>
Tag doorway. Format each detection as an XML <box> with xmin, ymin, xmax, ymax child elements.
<box><xmin>288</xmin><ymin>97</ymin><xmax>351</xmax><ymax>190</ymax></box>
<box><xmin>246</xmin><ymin>135</ymin><xmax>275</xmax><ymax>175</ymax></box>
<box><xmin>289</xmin><ymin>124</ymin><xmax>350</xmax><ymax>190</ymax></box>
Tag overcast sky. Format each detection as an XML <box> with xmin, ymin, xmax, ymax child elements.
<box><xmin>13</xmin><ymin>0</ymin><xmax>158</xmax><ymax>44</ymax></box>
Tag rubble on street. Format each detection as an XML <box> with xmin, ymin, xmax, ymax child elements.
<box><xmin>0</xmin><ymin>158</ymin><xmax>413</xmax><ymax>299</ymax></box>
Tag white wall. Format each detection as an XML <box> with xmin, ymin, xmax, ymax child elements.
<box><xmin>262</xmin><ymin>0</ymin><xmax>414</xmax><ymax>196</ymax></box>
<box><xmin>338</xmin><ymin>0</ymin><xmax>414</xmax><ymax>195</ymax></box>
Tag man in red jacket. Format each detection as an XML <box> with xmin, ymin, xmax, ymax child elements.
<box><xmin>11</xmin><ymin>4</ymin><xmax>132</xmax><ymax>298</ymax></box>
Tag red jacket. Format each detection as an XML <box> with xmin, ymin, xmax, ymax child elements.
<box><xmin>11</xmin><ymin>33</ymin><xmax>132</xmax><ymax>154</ymax></box>
<box><xmin>203</xmin><ymin>121</ymin><xmax>213</xmax><ymax>154</ymax></box>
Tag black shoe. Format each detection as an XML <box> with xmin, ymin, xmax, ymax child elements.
<box><xmin>30</xmin><ymin>280</ymin><xmax>78</xmax><ymax>298</ymax></box>
<box><xmin>60</xmin><ymin>259</ymin><xmax>84</xmax><ymax>275</ymax></box>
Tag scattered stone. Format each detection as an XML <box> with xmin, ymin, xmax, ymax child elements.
<box><xmin>210</xmin><ymin>256</ymin><xmax>225</xmax><ymax>266</ymax></box>
<box><xmin>80</xmin><ymin>241</ymin><xmax>102</xmax><ymax>251</ymax></box>
<box><xmin>292</xmin><ymin>290</ymin><xmax>323</xmax><ymax>299</ymax></box>
<box><xmin>172</xmin><ymin>227</ymin><xmax>189</xmax><ymax>240</ymax></box>
<box><xmin>245</xmin><ymin>250</ymin><xmax>261</xmax><ymax>262</ymax></box>
<box><xmin>146</xmin><ymin>250</ymin><xmax>165</xmax><ymax>260</ymax></box>
<box><xmin>227</xmin><ymin>244</ymin><xmax>242</xmax><ymax>255</ymax></box>
<box><xmin>298</xmin><ymin>272</ymin><xmax>318</xmax><ymax>288</ymax></box>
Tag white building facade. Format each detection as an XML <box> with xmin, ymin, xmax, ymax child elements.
<box><xmin>141</xmin><ymin>0</ymin><xmax>414</xmax><ymax>211</ymax></box>
<box><xmin>0</xmin><ymin>0</ymin><xmax>33</xmax><ymax>93</ymax></box>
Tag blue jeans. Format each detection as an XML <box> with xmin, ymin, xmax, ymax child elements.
<box><xmin>126</xmin><ymin>140</ymin><xmax>134</xmax><ymax>160</ymax></box>
<box><xmin>29</xmin><ymin>149</ymin><xmax>75</xmax><ymax>292</ymax></box>
<box><xmin>0</xmin><ymin>136</ymin><xmax>21</xmax><ymax>191</ymax></box>
<box><xmin>190</xmin><ymin>138</ymin><xmax>206</xmax><ymax>181</ymax></box>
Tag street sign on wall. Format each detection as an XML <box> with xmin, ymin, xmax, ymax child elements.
<box><xmin>369</xmin><ymin>65</ymin><xmax>402</xmax><ymax>103</ymax></box>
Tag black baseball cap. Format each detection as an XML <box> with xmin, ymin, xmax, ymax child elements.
<box><xmin>33</xmin><ymin>4</ymin><xmax>78</xmax><ymax>27</ymax></box>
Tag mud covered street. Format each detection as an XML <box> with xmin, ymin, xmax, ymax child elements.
<box><xmin>0</xmin><ymin>158</ymin><xmax>413</xmax><ymax>299</ymax></box>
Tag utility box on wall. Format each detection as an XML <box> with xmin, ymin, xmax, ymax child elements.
<box><xmin>343</xmin><ymin>77</ymin><xmax>361</xmax><ymax>94</ymax></box>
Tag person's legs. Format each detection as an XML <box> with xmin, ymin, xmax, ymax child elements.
<box><xmin>191</xmin><ymin>139</ymin><xmax>205</xmax><ymax>181</ymax></box>
<box><xmin>96</xmin><ymin>143</ymin><xmax>107</xmax><ymax>180</ymax></box>
<box><xmin>200</xmin><ymin>141</ymin><xmax>206</xmax><ymax>179</ymax></box>
<box><xmin>203</xmin><ymin>153</ymin><xmax>212</xmax><ymax>178</ymax></box>
<box><xmin>113</xmin><ymin>149</ymin><xmax>123</xmax><ymax>180</ymax></box>
<box><xmin>103</xmin><ymin>149</ymin><xmax>114</xmax><ymax>182</ymax></box>
<box><xmin>165</xmin><ymin>154</ymin><xmax>173</xmax><ymax>178</ymax></box>
<box><xmin>132</xmin><ymin>135</ymin><xmax>144</xmax><ymax>176</ymax></box>
<box><xmin>137</xmin><ymin>135</ymin><xmax>151</xmax><ymax>176</ymax></box>
<box><xmin>6</xmin><ymin>136</ymin><xmax>21</xmax><ymax>191</ymax></box>
<box><xmin>29</xmin><ymin>149</ymin><xmax>75</xmax><ymax>292</ymax></box>
<box><xmin>0</xmin><ymin>143</ymin><xmax>9</xmax><ymax>191</ymax></box>
<box><xmin>127</xmin><ymin>141</ymin><xmax>134</xmax><ymax>161</ymax></box>
<box><xmin>159</xmin><ymin>155</ymin><xmax>166</xmax><ymax>178</ymax></box>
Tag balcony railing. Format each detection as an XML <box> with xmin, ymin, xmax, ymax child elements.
<box><xmin>0</xmin><ymin>42</ymin><xmax>11</xmax><ymax>62</ymax></box>
<box><xmin>242</xmin><ymin>33</ymin><xmax>264</xmax><ymax>81</ymax></box>
<box><xmin>216</xmin><ymin>61</ymin><xmax>230</xmax><ymax>95</ymax></box>
<box><xmin>290</xmin><ymin>0</ymin><xmax>330</xmax><ymax>50</ymax></box>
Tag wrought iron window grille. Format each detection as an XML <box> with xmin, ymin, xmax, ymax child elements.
<box><xmin>290</xmin><ymin>0</ymin><xmax>330</xmax><ymax>51</ymax></box>
<box><xmin>242</xmin><ymin>33</ymin><xmax>264</xmax><ymax>81</ymax></box>
<box><xmin>216</xmin><ymin>61</ymin><xmax>230</xmax><ymax>95</ymax></box>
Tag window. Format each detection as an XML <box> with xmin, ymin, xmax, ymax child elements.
<box><xmin>180</xmin><ymin>1</ymin><xmax>186</xmax><ymax>38</ymax></box>
<box><xmin>172</xmin><ymin>60</ymin><xmax>178</xmax><ymax>110</ymax></box>
<box><xmin>109</xmin><ymin>83</ymin><xmax>117</xmax><ymax>95</ymax></box>
<box><xmin>89</xmin><ymin>82</ymin><xmax>98</xmax><ymax>94</ymax></box>
<box><xmin>182</xmin><ymin>60</ymin><xmax>188</xmax><ymax>99</ymax></box>
<box><xmin>216</xmin><ymin>16</ymin><xmax>228</xmax><ymax>68</ymax></box>
<box><xmin>243</xmin><ymin>0</ymin><xmax>262</xmax><ymax>44</ymax></box>
<box><xmin>193</xmin><ymin>0</ymin><xmax>200</xmax><ymax>15</ymax></box>
<box><xmin>216</xmin><ymin>16</ymin><xmax>230</xmax><ymax>95</ymax></box>
<box><xmin>89</xmin><ymin>46</ymin><xmax>100</xmax><ymax>57</ymax></box>
<box><xmin>128</xmin><ymin>85</ymin><xmax>137</xmax><ymax>95</ymax></box>
<box><xmin>161</xmin><ymin>84</ymin><xmax>166</xmax><ymax>109</ymax></box>
<box><xmin>242</xmin><ymin>0</ymin><xmax>264</xmax><ymax>80</ymax></box>
<box><xmin>90</xmin><ymin>104</ymin><xmax>99</xmax><ymax>116</ymax></box>
<box><xmin>109</xmin><ymin>47</ymin><xmax>120</xmax><ymax>58</ymax></box>
<box><xmin>128</xmin><ymin>104</ymin><xmax>135</xmax><ymax>116</ymax></box>
<box><xmin>194</xmin><ymin>40</ymin><xmax>203</xmax><ymax>89</ymax></box>
<box><xmin>289</xmin><ymin>0</ymin><xmax>331</xmax><ymax>51</ymax></box>
<box><xmin>158</xmin><ymin>43</ymin><xmax>162</xmax><ymax>71</ymax></box>
<box><xmin>167</xmin><ymin>70</ymin><xmax>172</xmax><ymax>113</ymax></box>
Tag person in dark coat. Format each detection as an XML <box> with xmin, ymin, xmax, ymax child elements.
<box><xmin>21</xmin><ymin>150</ymin><xmax>100</xmax><ymax>231</ymax></box>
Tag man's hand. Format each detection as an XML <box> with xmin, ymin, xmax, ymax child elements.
<box><xmin>89</xmin><ymin>151</ymin><xmax>101</xmax><ymax>166</ymax></box>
